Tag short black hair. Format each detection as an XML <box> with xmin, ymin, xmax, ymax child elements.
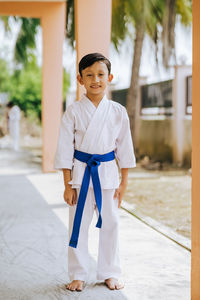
<box><xmin>79</xmin><ymin>53</ymin><xmax>111</xmax><ymax>76</ymax></box>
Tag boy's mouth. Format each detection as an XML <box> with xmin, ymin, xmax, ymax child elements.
<box><xmin>90</xmin><ymin>85</ymin><xmax>101</xmax><ymax>89</ymax></box>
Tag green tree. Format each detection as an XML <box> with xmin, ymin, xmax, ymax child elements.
<box><xmin>0</xmin><ymin>55</ymin><xmax>70</xmax><ymax>121</ymax></box>
<box><xmin>9</xmin><ymin>55</ymin><xmax>42</xmax><ymax>119</ymax></box>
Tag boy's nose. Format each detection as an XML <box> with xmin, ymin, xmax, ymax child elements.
<box><xmin>94</xmin><ymin>76</ymin><xmax>100</xmax><ymax>82</ymax></box>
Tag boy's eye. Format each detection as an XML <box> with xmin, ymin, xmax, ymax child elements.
<box><xmin>87</xmin><ymin>74</ymin><xmax>92</xmax><ymax>77</ymax></box>
<box><xmin>99</xmin><ymin>74</ymin><xmax>104</xmax><ymax>76</ymax></box>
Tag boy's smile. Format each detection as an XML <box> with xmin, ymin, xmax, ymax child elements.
<box><xmin>77</xmin><ymin>61</ymin><xmax>113</xmax><ymax>105</ymax></box>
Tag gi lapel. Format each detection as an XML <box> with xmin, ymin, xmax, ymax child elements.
<box><xmin>79</xmin><ymin>94</ymin><xmax>111</xmax><ymax>153</ymax></box>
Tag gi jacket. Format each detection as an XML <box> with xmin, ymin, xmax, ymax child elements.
<box><xmin>54</xmin><ymin>94</ymin><xmax>136</xmax><ymax>189</ymax></box>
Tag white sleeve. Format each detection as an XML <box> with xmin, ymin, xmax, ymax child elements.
<box><xmin>54</xmin><ymin>106</ymin><xmax>75</xmax><ymax>170</ymax></box>
<box><xmin>115</xmin><ymin>107</ymin><xmax>136</xmax><ymax>169</ymax></box>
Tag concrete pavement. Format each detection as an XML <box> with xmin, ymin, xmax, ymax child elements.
<box><xmin>0</xmin><ymin>149</ymin><xmax>190</xmax><ymax>300</ymax></box>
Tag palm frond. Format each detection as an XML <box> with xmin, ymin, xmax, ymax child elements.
<box><xmin>0</xmin><ymin>16</ymin><xmax>11</xmax><ymax>32</ymax></box>
<box><xmin>111</xmin><ymin>0</ymin><xmax>128</xmax><ymax>51</ymax></box>
<box><xmin>14</xmin><ymin>18</ymin><xmax>40</xmax><ymax>65</ymax></box>
<box><xmin>176</xmin><ymin>0</ymin><xmax>192</xmax><ymax>25</ymax></box>
<box><xmin>66</xmin><ymin>0</ymin><xmax>75</xmax><ymax>48</ymax></box>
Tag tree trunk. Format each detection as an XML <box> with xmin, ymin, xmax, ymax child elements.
<box><xmin>162</xmin><ymin>0</ymin><xmax>176</xmax><ymax>68</ymax></box>
<box><xmin>126</xmin><ymin>19</ymin><xmax>145</xmax><ymax>154</ymax></box>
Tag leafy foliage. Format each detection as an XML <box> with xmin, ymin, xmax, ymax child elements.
<box><xmin>14</xmin><ymin>17</ymin><xmax>40</xmax><ymax>65</ymax></box>
<box><xmin>0</xmin><ymin>58</ymin><xmax>11</xmax><ymax>92</ymax></box>
<box><xmin>176</xmin><ymin>0</ymin><xmax>192</xmax><ymax>25</ymax></box>
<box><xmin>111</xmin><ymin>1</ymin><xmax>127</xmax><ymax>51</ymax></box>
<box><xmin>0</xmin><ymin>16</ymin><xmax>11</xmax><ymax>32</ymax></box>
<box><xmin>9</xmin><ymin>55</ymin><xmax>42</xmax><ymax>120</ymax></box>
<box><xmin>0</xmin><ymin>56</ymin><xmax>70</xmax><ymax>121</ymax></box>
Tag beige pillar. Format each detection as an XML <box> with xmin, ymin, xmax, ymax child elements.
<box><xmin>75</xmin><ymin>0</ymin><xmax>112</xmax><ymax>99</ymax></box>
<box><xmin>41</xmin><ymin>4</ymin><xmax>66</xmax><ymax>172</ymax></box>
<box><xmin>192</xmin><ymin>1</ymin><xmax>200</xmax><ymax>298</ymax></box>
<box><xmin>172</xmin><ymin>65</ymin><xmax>192</xmax><ymax>166</ymax></box>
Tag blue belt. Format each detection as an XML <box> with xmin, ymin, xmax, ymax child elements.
<box><xmin>69</xmin><ymin>149</ymin><xmax>115</xmax><ymax>248</ymax></box>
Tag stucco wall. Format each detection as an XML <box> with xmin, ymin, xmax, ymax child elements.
<box><xmin>138</xmin><ymin>118</ymin><xmax>173</xmax><ymax>162</ymax></box>
<box><xmin>138</xmin><ymin>117</ymin><xmax>191</xmax><ymax>166</ymax></box>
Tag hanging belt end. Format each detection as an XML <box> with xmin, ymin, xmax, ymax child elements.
<box><xmin>96</xmin><ymin>217</ymin><xmax>102</xmax><ymax>229</ymax></box>
<box><xmin>69</xmin><ymin>240</ymin><xmax>78</xmax><ymax>248</ymax></box>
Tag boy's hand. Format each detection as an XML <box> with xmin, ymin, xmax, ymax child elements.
<box><xmin>64</xmin><ymin>185</ymin><xmax>77</xmax><ymax>206</ymax></box>
<box><xmin>114</xmin><ymin>182</ymin><xmax>127</xmax><ymax>208</ymax></box>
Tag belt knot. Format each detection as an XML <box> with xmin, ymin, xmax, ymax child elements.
<box><xmin>87</xmin><ymin>155</ymin><xmax>101</xmax><ymax>168</ymax></box>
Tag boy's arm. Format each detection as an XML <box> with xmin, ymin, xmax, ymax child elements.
<box><xmin>121</xmin><ymin>168</ymin><xmax>128</xmax><ymax>185</ymax></box>
<box><xmin>114</xmin><ymin>168</ymin><xmax>128</xmax><ymax>208</ymax></box>
<box><xmin>54</xmin><ymin>107</ymin><xmax>75</xmax><ymax>171</ymax></box>
<box><xmin>62</xmin><ymin>169</ymin><xmax>77</xmax><ymax>206</ymax></box>
<box><xmin>115</xmin><ymin>107</ymin><xmax>136</xmax><ymax>169</ymax></box>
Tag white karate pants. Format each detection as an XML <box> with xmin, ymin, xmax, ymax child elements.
<box><xmin>68</xmin><ymin>188</ymin><xmax>121</xmax><ymax>281</ymax></box>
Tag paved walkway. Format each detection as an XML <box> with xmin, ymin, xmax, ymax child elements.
<box><xmin>0</xmin><ymin>149</ymin><xmax>190</xmax><ymax>300</ymax></box>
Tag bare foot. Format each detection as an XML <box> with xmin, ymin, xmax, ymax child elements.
<box><xmin>105</xmin><ymin>278</ymin><xmax>124</xmax><ymax>290</ymax></box>
<box><xmin>66</xmin><ymin>280</ymin><xmax>84</xmax><ymax>292</ymax></box>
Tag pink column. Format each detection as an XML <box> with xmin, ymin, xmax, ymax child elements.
<box><xmin>75</xmin><ymin>0</ymin><xmax>112</xmax><ymax>99</ymax></box>
<box><xmin>41</xmin><ymin>3</ymin><xmax>66</xmax><ymax>172</ymax></box>
<box><xmin>192</xmin><ymin>0</ymin><xmax>200</xmax><ymax>298</ymax></box>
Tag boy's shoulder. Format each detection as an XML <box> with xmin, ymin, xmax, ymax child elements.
<box><xmin>108</xmin><ymin>99</ymin><xmax>127</xmax><ymax>114</ymax></box>
<box><xmin>68</xmin><ymin>100</ymin><xmax>81</xmax><ymax>108</ymax></box>
<box><xmin>64</xmin><ymin>100</ymin><xmax>82</xmax><ymax>113</ymax></box>
<box><xmin>109</xmin><ymin>99</ymin><xmax>125</xmax><ymax>108</ymax></box>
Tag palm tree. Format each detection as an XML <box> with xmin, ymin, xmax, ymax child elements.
<box><xmin>112</xmin><ymin>0</ymin><xmax>191</xmax><ymax>150</ymax></box>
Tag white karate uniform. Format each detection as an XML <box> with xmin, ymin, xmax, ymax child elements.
<box><xmin>54</xmin><ymin>94</ymin><xmax>136</xmax><ymax>281</ymax></box>
<box><xmin>8</xmin><ymin>105</ymin><xmax>21</xmax><ymax>151</ymax></box>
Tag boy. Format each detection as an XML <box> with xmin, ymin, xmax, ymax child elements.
<box><xmin>54</xmin><ymin>53</ymin><xmax>136</xmax><ymax>291</ymax></box>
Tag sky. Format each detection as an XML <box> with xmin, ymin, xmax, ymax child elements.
<box><xmin>0</xmin><ymin>17</ymin><xmax>192</xmax><ymax>92</ymax></box>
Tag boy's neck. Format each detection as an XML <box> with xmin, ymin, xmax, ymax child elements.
<box><xmin>86</xmin><ymin>92</ymin><xmax>105</xmax><ymax>107</ymax></box>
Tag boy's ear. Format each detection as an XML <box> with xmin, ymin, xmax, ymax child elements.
<box><xmin>108</xmin><ymin>73</ymin><xmax>113</xmax><ymax>83</ymax></box>
<box><xmin>77</xmin><ymin>74</ymin><xmax>84</xmax><ymax>85</ymax></box>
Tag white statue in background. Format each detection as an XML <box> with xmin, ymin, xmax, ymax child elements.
<box><xmin>7</xmin><ymin>103</ymin><xmax>21</xmax><ymax>151</ymax></box>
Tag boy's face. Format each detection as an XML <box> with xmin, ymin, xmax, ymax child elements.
<box><xmin>77</xmin><ymin>61</ymin><xmax>113</xmax><ymax>98</ymax></box>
